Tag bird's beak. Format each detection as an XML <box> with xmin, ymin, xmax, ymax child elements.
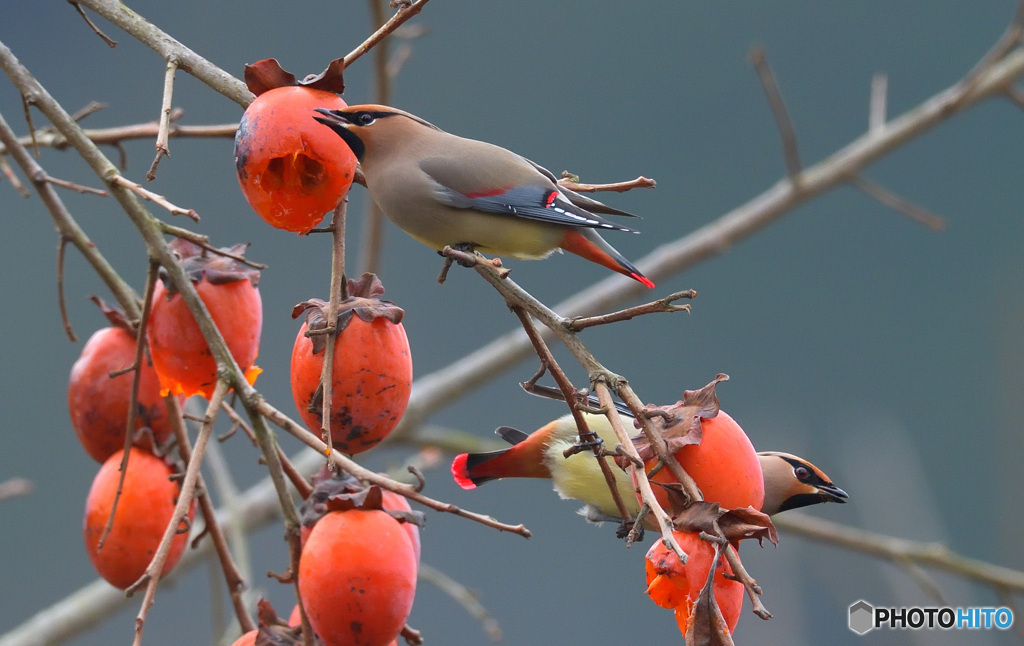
<box><xmin>816</xmin><ymin>483</ymin><xmax>849</xmax><ymax>504</ymax></box>
<box><xmin>313</xmin><ymin>108</ymin><xmax>353</xmax><ymax>129</ymax></box>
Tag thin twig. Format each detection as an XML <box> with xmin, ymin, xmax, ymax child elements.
<box><xmin>558</xmin><ymin>173</ymin><xmax>657</xmax><ymax>193</ymax></box>
<box><xmin>319</xmin><ymin>201</ymin><xmax>349</xmax><ymax>454</ymax></box>
<box><xmin>0</xmin><ymin>109</ymin><xmax>141</xmax><ymax>319</ymax></box>
<box><xmin>255</xmin><ymin>398</ymin><xmax>532</xmax><ymax>538</ymax></box>
<box><xmin>749</xmin><ymin>46</ymin><xmax>802</xmax><ymax>180</ymax></box>
<box><xmin>343</xmin><ymin>0</ymin><xmax>432</xmax><ymax>69</ymax></box>
<box><xmin>0</xmin><ymin>156</ymin><xmax>29</xmax><ymax>196</ymax></box>
<box><xmin>565</xmin><ymin>289</ymin><xmax>695</xmax><ymax>331</ymax></box>
<box><xmin>129</xmin><ymin>380</ymin><xmax>226</xmax><ymax>646</ymax></box>
<box><xmin>159</xmin><ymin>223</ymin><xmax>267</xmax><ymax>269</ymax></box>
<box><xmin>166</xmin><ymin>396</ymin><xmax>255</xmax><ymax>634</ymax></box>
<box><xmin>56</xmin><ymin>237</ymin><xmax>76</xmax><ymax>341</ymax></box>
<box><xmin>69</xmin><ymin>101</ymin><xmax>107</xmax><ymax>122</ymax></box>
<box><xmin>44</xmin><ymin>174</ymin><xmax>107</xmax><ymax>195</ymax></box>
<box><xmin>851</xmin><ymin>174</ymin><xmax>947</xmax><ymax>231</ymax></box>
<box><xmin>21</xmin><ymin>96</ymin><xmax>38</xmax><ymax>157</ymax></box>
<box><xmin>99</xmin><ymin>264</ymin><xmax>158</xmax><ymax>551</ymax></box>
<box><xmin>74</xmin><ymin>0</ymin><xmax>252</xmax><ymax>107</ymax></box>
<box><xmin>897</xmin><ymin>556</ymin><xmax>950</xmax><ymax>606</ymax></box>
<box><xmin>146</xmin><ymin>56</ymin><xmax>178</xmax><ymax>181</ymax></box>
<box><xmin>68</xmin><ymin>1</ymin><xmax>117</xmax><ymax>47</ymax></box>
<box><xmin>110</xmin><ymin>175</ymin><xmax>199</xmax><ymax>221</ymax></box>
<box><xmin>419</xmin><ymin>563</ymin><xmax>503</xmax><ymax>642</ymax></box>
<box><xmin>593</xmin><ymin>383</ymin><xmax>685</xmax><ymax>559</ymax></box>
<box><xmin>723</xmin><ymin>543</ymin><xmax>771</xmax><ymax>620</ymax></box>
<box><xmin>220</xmin><ymin>401</ymin><xmax>312</xmax><ymax>499</ymax></box>
<box><xmin>510</xmin><ymin>306</ymin><xmax>635</xmax><ymax>527</ymax></box>
<box><xmin>0</xmin><ymin>120</ymin><xmax>237</xmax><ymax>156</ymax></box>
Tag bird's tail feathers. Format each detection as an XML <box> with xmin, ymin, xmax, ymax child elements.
<box><xmin>559</xmin><ymin>228</ymin><xmax>654</xmax><ymax>288</ymax></box>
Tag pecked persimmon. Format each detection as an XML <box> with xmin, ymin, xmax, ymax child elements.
<box><xmin>147</xmin><ymin>239</ymin><xmax>262</xmax><ymax>399</ymax></box>
<box><xmin>298</xmin><ymin>508</ymin><xmax>417</xmax><ymax>646</ymax></box>
<box><xmin>83</xmin><ymin>449</ymin><xmax>195</xmax><ymax>589</ymax></box>
<box><xmin>291</xmin><ymin>274</ymin><xmax>411</xmax><ymax>454</ymax></box>
<box><xmin>68</xmin><ymin>303</ymin><xmax>182</xmax><ymax>462</ymax></box>
<box><xmin>235</xmin><ymin>59</ymin><xmax>357</xmax><ymax>234</ymax></box>
<box><xmin>645</xmin><ymin>530</ymin><xmax>744</xmax><ymax>636</ymax></box>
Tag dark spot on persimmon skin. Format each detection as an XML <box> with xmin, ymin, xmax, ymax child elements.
<box><xmin>350</xmin><ymin>621</ymin><xmax>363</xmax><ymax>634</ymax></box>
<box><xmin>344</xmin><ymin>425</ymin><xmax>367</xmax><ymax>442</ymax></box>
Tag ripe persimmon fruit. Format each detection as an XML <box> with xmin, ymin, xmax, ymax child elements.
<box><xmin>68</xmin><ymin>312</ymin><xmax>180</xmax><ymax>463</ymax></box>
<box><xmin>298</xmin><ymin>508</ymin><xmax>417</xmax><ymax>646</ymax></box>
<box><xmin>646</xmin><ymin>530</ymin><xmax>744</xmax><ymax>636</ymax></box>
<box><xmin>646</xmin><ymin>410</ymin><xmax>764</xmax><ymax>512</ymax></box>
<box><xmin>234</xmin><ymin>58</ymin><xmax>357</xmax><ymax>234</ymax></box>
<box><xmin>291</xmin><ymin>274</ymin><xmax>411</xmax><ymax>454</ymax></box>
<box><xmin>147</xmin><ymin>239</ymin><xmax>262</xmax><ymax>399</ymax></box>
<box><xmin>83</xmin><ymin>449</ymin><xmax>195</xmax><ymax>589</ymax></box>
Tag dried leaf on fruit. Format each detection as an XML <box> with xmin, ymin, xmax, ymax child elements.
<box><xmin>291</xmin><ymin>273</ymin><xmax>405</xmax><ymax>354</ymax></box>
<box><xmin>719</xmin><ymin>506</ymin><xmax>778</xmax><ymax>546</ymax></box>
<box><xmin>244</xmin><ymin>57</ymin><xmax>345</xmax><ymax>96</ymax></box>
<box><xmin>631</xmin><ymin>374</ymin><xmax>730</xmax><ymax>462</ymax></box>
<box><xmin>299</xmin><ymin>470</ymin><xmax>424</xmax><ymax>530</ymax></box>
<box><xmin>684</xmin><ymin>543</ymin><xmax>736</xmax><ymax>646</ymax></box>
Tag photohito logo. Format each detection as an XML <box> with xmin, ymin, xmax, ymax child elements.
<box><xmin>848</xmin><ymin>600</ymin><xmax>1014</xmax><ymax>635</ymax></box>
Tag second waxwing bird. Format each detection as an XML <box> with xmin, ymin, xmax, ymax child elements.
<box><xmin>451</xmin><ymin>411</ymin><xmax>848</xmax><ymax>522</ymax></box>
<box><xmin>313</xmin><ymin>105</ymin><xmax>655</xmax><ymax>288</ymax></box>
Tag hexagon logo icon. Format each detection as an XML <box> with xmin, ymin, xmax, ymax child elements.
<box><xmin>849</xmin><ymin>600</ymin><xmax>875</xmax><ymax>635</ymax></box>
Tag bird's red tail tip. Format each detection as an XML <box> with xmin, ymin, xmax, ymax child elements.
<box><xmin>451</xmin><ymin>453</ymin><xmax>477</xmax><ymax>490</ymax></box>
<box><xmin>632</xmin><ymin>273</ymin><xmax>655</xmax><ymax>289</ymax></box>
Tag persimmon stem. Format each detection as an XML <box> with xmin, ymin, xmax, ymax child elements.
<box><xmin>319</xmin><ymin>200</ymin><xmax>348</xmax><ymax>455</ymax></box>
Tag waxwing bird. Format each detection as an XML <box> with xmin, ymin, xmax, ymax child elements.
<box><xmin>313</xmin><ymin>105</ymin><xmax>655</xmax><ymax>288</ymax></box>
<box><xmin>451</xmin><ymin>411</ymin><xmax>847</xmax><ymax>522</ymax></box>
<box><xmin>757</xmin><ymin>451</ymin><xmax>849</xmax><ymax>515</ymax></box>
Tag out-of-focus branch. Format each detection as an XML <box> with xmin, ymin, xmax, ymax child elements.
<box><xmin>0</xmin><ymin>477</ymin><xmax>32</xmax><ymax>501</ymax></box>
<box><xmin>775</xmin><ymin>512</ymin><xmax>1024</xmax><ymax>592</ymax></box>
<box><xmin>392</xmin><ymin>34</ymin><xmax>1024</xmax><ymax>442</ymax></box>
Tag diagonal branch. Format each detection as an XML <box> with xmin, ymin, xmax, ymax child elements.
<box><xmin>774</xmin><ymin>512</ymin><xmax>1024</xmax><ymax>591</ymax></box>
<box><xmin>390</xmin><ymin>38</ymin><xmax>1024</xmax><ymax>443</ymax></box>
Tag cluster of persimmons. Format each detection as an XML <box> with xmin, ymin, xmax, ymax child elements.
<box><xmin>67</xmin><ymin>56</ymin><xmax>793</xmax><ymax>645</ymax></box>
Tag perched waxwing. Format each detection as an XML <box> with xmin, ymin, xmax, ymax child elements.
<box><xmin>451</xmin><ymin>411</ymin><xmax>847</xmax><ymax>522</ymax></box>
<box><xmin>313</xmin><ymin>105</ymin><xmax>655</xmax><ymax>287</ymax></box>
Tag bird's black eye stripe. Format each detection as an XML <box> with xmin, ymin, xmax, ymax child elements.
<box><xmin>781</xmin><ymin>456</ymin><xmax>827</xmax><ymax>485</ymax></box>
<box><xmin>353</xmin><ymin>110</ymin><xmax>400</xmax><ymax>127</ymax></box>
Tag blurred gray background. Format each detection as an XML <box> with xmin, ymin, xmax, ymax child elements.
<box><xmin>2</xmin><ymin>2</ymin><xmax>1023</xmax><ymax>645</ymax></box>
